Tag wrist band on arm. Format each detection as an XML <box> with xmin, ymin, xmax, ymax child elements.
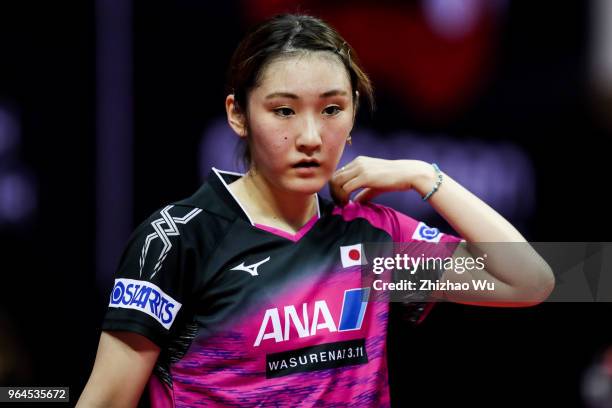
<box><xmin>422</xmin><ymin>163</ymin><xmax>443</xmax><ymax>201</ymax></box>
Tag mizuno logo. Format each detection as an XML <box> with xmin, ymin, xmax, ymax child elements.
<box><xmin>230</xmin><ymin>256</ymin><xmax>271</xmax><ymax>276</ymax></box>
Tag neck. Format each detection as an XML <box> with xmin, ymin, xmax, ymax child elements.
<box><xmin>229</xmin><ymin>170</ymin><xmax>318</xmax><ymax>231</ymax></box>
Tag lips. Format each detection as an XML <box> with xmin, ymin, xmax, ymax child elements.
<box><xmin>292</xmin><ymin>160</ymin><xmax>320</xmax><ymax>168</ymax></box>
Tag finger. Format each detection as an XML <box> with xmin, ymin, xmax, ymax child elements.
<box><xmin>330</xmin><ymin>166</ymin><xmax>358</xmax><ymax>205</ymax></box>
<box><xmin>340</xmin><ymin>174</ymin><xmax>367</xmax><ymax>199</ymax></box>
<box><xmin>329</xmin><ymin>179</ymin><xmax>345</xmax><ymax>206</ymax></box>
<box><xmin>330</xmin><ymin>173</ymin><xmax>361</xmax><ymax>206</ymax></box>
<box><xmin>353</xmin><ymin>187</ymin><xmax>381</xmax><ymax>203</ymax></box>
<box><xmin>330</xmin><ymin>178</ymin><xmax>351</xmax><ymax>205</ymax></box>
<box><xmin>332</xmin><ymin>163</ymin><xmax>357</xmax><ymax>186</ymax></box>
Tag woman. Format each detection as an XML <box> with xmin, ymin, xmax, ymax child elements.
<box><xmin>77</xmin><ymin>13</ymin><xmax>554</xmax><ymax>407</ymax></box>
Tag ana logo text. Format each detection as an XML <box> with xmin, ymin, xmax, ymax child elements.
<box><xmin>254</xmin><ymin>288</ymin><xmax>370</xmax><ymax>347</ymax></box>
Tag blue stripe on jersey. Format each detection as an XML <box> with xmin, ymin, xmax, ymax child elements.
<box><xmin>338</xmin><ymin>288</ymin><xmax>370</xmax><ymax>331</ymax></box>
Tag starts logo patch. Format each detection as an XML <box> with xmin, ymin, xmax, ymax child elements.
<box><xmin>109</xmin><ymin>278</ymin><xmax>182</xmax><ymax>329</ymax></box>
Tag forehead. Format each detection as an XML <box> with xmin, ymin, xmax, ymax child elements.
<box><xmin>255</xmin><ymin>52</ymin><xmax>351</xmax><ymax>96</ymax></box>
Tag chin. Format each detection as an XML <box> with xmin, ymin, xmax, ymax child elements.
<box><xmin>282</xmin><ymin>176</ymin><xmax>327</xmax><ymax>195</ymax></box>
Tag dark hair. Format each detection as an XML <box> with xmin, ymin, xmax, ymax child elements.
<box><xmin>226</xmin><ymin>13</ymin><xmax>375</xmax><ymax>170</ymax></box>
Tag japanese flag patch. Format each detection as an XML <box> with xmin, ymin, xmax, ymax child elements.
<box><xmin>340</xmin><ymin>243</ymin><xmax>367</xmax><ymax>268</ymax></box>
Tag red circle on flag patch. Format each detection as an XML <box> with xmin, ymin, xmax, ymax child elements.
<box><xmin>349</xmin><ymin>249</ymin><xmax>360</xmax><ymax>260</ymax></box>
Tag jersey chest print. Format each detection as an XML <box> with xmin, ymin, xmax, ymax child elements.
<box><xmin>102</xmin><ymin>168</ymin><xmax>462</xmax><ymax>407</ymax></box>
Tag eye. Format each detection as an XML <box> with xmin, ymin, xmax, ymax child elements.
<box><xmin>323</xmin><ymin>105</ymin><xmax>342</xmax><ymax>116</ymax></box>
<box><xmin>273</xmin><ymin>107</ymin><xmax>294</xmax><ymax>117</ymax></box>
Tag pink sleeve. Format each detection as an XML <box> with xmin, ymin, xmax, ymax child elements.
<box><xmin>333</xmin><ymin>201</ymin><xmax>464</xmax><ymax>325</ymax></box>
<box><xmin>333</xmin><ymin>201</ymin><xmax>464</xmax><ymax>271</ymax></box>
<box><xmin>333</xmin><ymin>201</ymin><xmax>463</xmax><ymax>244</ymax></box>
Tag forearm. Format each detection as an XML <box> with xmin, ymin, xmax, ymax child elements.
<box><xmin>406</xmin><ymin>160</ymin><xmax>554</xmax><ymax>302</ymax></box>
<box><xmin>409</xmin><ymin>160</ymin><xmax>525</xmax><ymax>243</ymax></box>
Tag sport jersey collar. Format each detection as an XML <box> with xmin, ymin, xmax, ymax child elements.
<box><xmin>207</xmin><ymin>167</ymin><xmax>322</xmax><ymax>226</ymax></box>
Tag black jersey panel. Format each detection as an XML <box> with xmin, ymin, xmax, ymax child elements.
<box><xmin>102</xmin><ymin>205</ymin><xmax>204</xmax><ymax>347</ymax></box>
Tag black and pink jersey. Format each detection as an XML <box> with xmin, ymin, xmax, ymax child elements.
<box><xmin>102</xmin><ymin>168</ymin><xmax>463</xmax><ymax>407</ymax></box>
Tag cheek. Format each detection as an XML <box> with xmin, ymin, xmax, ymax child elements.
<box><xmin>323</xmin><ymin>121</ymin><xmax>351</xmax><ymax>150</ymax></box>
<box><xmin>325</xmin><ymin>140</ymin><xmax>346</xmax><ymax>168</ymax></box>
<box><xmin>250</xmin><ymin>120</ymin><xmax>292</xmax><ymax>157</ymax></box>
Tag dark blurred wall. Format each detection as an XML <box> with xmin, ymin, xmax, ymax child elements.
<box><xmin>0</xmin><ymin>0</ymin><xmax>98</xmax><ymax>395</ymax></box>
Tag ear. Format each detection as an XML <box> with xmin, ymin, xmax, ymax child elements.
<box><xmin>226</xmin><ymin>94</ymin><xmax>247</xmax><ymax>138</ymax></box>
<box><xmin>352</xmin><ymin>90</ymin><xmax>360</xmax><ymax>123</ymax></box>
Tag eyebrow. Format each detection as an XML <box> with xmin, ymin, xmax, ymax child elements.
<box><xmin>265</xmin><ymin>90</ymin><xmax>349</xmax><ymax>99</ymax></box>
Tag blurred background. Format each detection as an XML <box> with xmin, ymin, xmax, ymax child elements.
<box><xmin>1</xmin><ymin>0</ymin><xmax>611</xmax><ymax>406</ymax></box>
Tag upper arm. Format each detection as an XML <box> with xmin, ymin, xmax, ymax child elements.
<box><xmin>76</xmin><ymin>331</ymin><xmax>160</xmax><ymax>408</ymax></box>
<box><xmin>428</xmin><ymin>242</ymin><xmax>519</xmax><ymax>306</ymax></box>
<box><xmin>430</xmin><ymin>242</ymin><xmax>553</xmax><ymax>307</ymax></box>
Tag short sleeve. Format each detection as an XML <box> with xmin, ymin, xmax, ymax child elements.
<box><xmin>364</xmin><ymin>203</ymin><xmax>465</xmax><ymax>325</ymax></box>
<box><xmin>373</xmin><ymin>204</ymin><xmax>462</xmax><ymax>244</ymax></box>
<box><xmin>101</xmin><ymin>205</ymin><xmax>201</xmax><ymax>347</ymax></box>
<box><xmin>375</xmin><ymin>203</ymin><xmax>464</xmax><ymax>273</ymax></box>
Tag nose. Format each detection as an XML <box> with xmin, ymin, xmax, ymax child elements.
<box><xmin>296</xmin><ymin>114</ymin><xmax>322</xmax><ymax>153</ymax></box>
